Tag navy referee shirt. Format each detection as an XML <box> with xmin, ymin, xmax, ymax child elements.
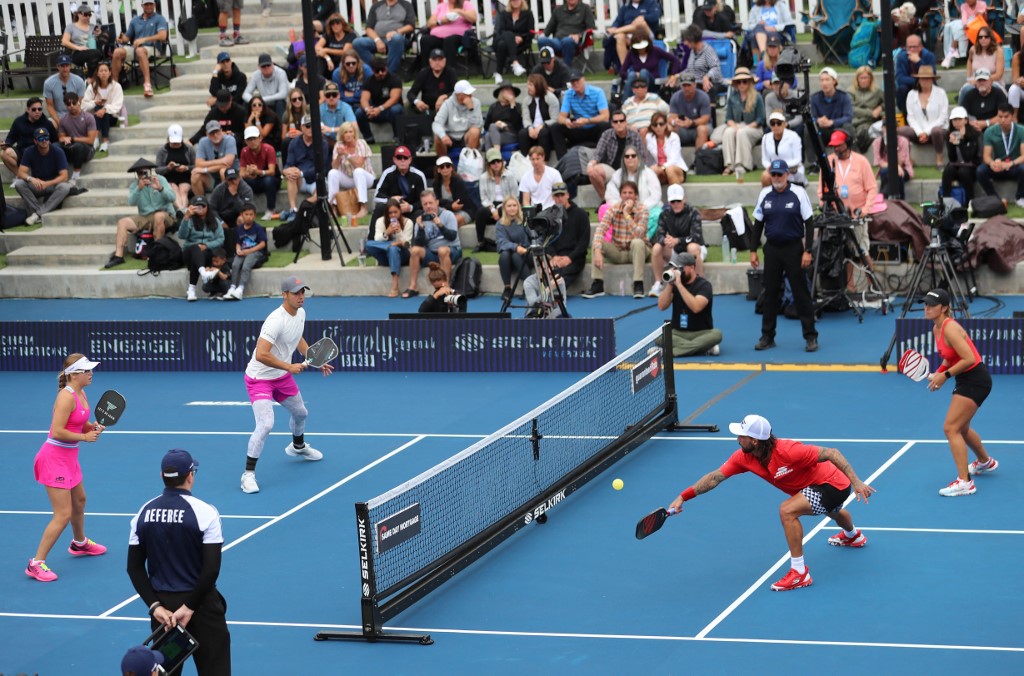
<box><xmin>129</xmin><ymin>488</ymin><xmax>223</xmax><ymax>593</ymax></box>
<box><xmin>751</xmin><ymin>183</ymin><xmax>814</xmax><ymax>249</ymax></box>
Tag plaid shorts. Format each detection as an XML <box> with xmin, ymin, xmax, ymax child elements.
<box><xmin>800</xmin><ymin>483</ymin><xmax>851</xmax><ymax>516</ymax></box>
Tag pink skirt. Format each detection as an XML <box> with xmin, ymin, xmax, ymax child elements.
<box><xmin>34</xmin><ymin>440</ymin><xmax>83</xmax><ymax>490</ymax></box>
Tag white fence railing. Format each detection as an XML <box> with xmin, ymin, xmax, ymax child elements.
<box><xmin>1</xmin><ymin>0</ymin><xmax>197</xmax><ymax>63</ymax></box>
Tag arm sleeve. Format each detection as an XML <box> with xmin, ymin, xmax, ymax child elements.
<box><xmin>184</xmin><ymin>544</ymin><xmax>223</xmax><ymax>611</ymax></box>
<box><xmin>126</xmin><ymin>544</ymin><xmax>160</xmax><ymax>608</ymax></box>
<box><xmin>432</xmin><ymin>101</ymin><xmax>450</xmax><ymax>139</ymax></box>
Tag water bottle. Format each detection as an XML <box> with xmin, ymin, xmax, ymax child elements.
<box><xmin>722</xmin><ymin>235</ymin><xmax>730</xmax><ymax>263</ymax></box>
<box><xmin>358</xmin><ymin>237</ymin><xmax>366</xmax><ymax>267</ymax></box>
<box><xmin>730</xmin><ymin>247</ymin><xmax>737</xmax><ymax>264</ymax></box>
<box><xmin>619</xmin><ymin>280</ymin><xmax>625</xmax><ymax>296</ymax></box>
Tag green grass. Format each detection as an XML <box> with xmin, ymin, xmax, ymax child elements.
<box><xmin>0</xmin><ymin>253</ymin><xmax>6</xmax><ymax>269</ymax></box>
<box><xmin>0</xmin><ymin>221</ymin><xmax>42</xmax><ymax>233</ymax></box>
<box><xmin>101</xmin><ymin>248</ymin><xmax>307</xmax><ymax>271</ymax></box>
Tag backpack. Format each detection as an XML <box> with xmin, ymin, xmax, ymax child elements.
<box><xmin>451</xmin><ymin>256</ymin><xmax>483</xmax><ymax>298</ymax></box>
<box><xmin>848</xmin><ymin>18</ymin><xmax>880</xmax><ymax>69</ymax></box>
<box><xmin>970</xmin><ymin>195</ymin><xmax>1006</xmax><ymax>218</ymax></box>
<box><xmin>720</xmin><ymin>205</ymin><xmax>752</xmax><ymax>251</ymax></box>
<box><xmin>133</xmin><ymin>231</ymin><xmax>155</xmax><ymax>259</ymax></box>
<box><xmin>0</xmin><ymin>188</ymin><xmax>27</xmax><ymax>230</ymax></box>
<box><xmin>272</xmin><ymin>202</ymin><xmax>315</xmax><ymax>252</ymax></box>
<box><xmin>140</xmin><ymin>236</ymin><xmax>183</xmax><ymax>275</ymax></box>
<box><xmin>694</xmin><ymin>146</ymin><xmax>724</xmax><ymax>175</ymax></box>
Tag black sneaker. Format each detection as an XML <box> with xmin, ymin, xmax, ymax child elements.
<box><xmin>501</xmin><ymin>287</ymin><xmax>513</xmax><ymax>302</ymax></box>
<box><xmin>754</xmin><ymin>336</ymin><xmax>776</xmax><ymax>350</ymax></box>
<box><xmin>805</xmin><ymin>337</ymin><xmax>819</xmax><ymax>352</ymax></box>
<box><xmin>633</xmin><ymin>281</ymin><xmax>644</xmax><ymax>298</ymax></box>
<box><xmin>582</xmin><ymin>280</ymin><xmax>605</xmax><ymax>298</ymax></box>
<box><xmin>104</xmin><ymin>254</ymin><xmax>125</xmax><ymax>269</ymax></box>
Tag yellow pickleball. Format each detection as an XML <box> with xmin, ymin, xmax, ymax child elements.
<box><xmin>612</xmin><ymin>478</ymin><xmax>624</xmax><ymax>491</ymax></box>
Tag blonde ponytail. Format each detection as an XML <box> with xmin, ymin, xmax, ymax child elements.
<box><xmin>58</xmin><ymin>353</ymin><xmax>85</xmax><ymax>389</ymax></box>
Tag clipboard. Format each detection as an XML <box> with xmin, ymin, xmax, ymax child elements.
<box><xmin>144</xmin><ymin>624</ymin><xmax>199</xmax><ymax>675</ymax></box>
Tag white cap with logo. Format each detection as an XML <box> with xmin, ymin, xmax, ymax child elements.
<box><xmin>728</xmin><ymin>414</ymin><xmax>772</xmax><ymax>440</ymax></box>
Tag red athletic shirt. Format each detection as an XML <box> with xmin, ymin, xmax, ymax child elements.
<box><xmin>719</xmin><ymin>438</ymin><xmax>851</xmax><ymax>494</ymax></box>
<box><xmin>935</xmin><ymin>317</ymin><xmax>981</xmax><ymax>373</ymax></box>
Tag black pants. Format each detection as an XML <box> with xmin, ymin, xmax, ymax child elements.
<box><xmin>421</xmin><ymin>33</ymin><xmax>463</xmax><ymax>65</ymax></box>
<box><xmin>474</xmin><ymin>204</ymin><xmax>499</xmax><ymax>243</ymax></box>
<box><xmin>551</xmin><ymin>122</ymin><xmax>609</xmax><ymax>158</ymax></box>
<box><xmin>152</xmin><ymin>588</ymin><xmax>231</xmax><ymax>676</ymax></box>
<box><xmin>941</xmin><ymin>163</ymin><xmax>977</xmax><ymax>203</ymax></box>
<box><xmin>493</xmin><ymin>32</ymin><xmax>531</xmax><ymax>74</ymax></box>
<box><xmin>184</xmin><ymin>244</ymin><xmax>213</xmax><ymax>285</ymax></box>
<box><xmin>71</xmin><ymin>48</ymin><xmax>104</xmax><ymax>78</ymax></box>
<box><xmin>761</xmin><ymin>238</ymin><xmax>817</xmax><ymax>341</ymax></box>
<box><xmin>61</xmin><ymin>141</ymin><xmax>93</xmax><ymax>170</ymax></box>
<box><xmin>517</xmin><ymin>126</ymin><xmax>554</xmax><ymax>159</ymax></box>
<box><xmin>499</xmin><ymin>249</ymin><xmax>533</xmax><ymax>285</ymax></box>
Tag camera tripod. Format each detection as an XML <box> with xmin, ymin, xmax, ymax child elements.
<box><xmin>501</xmin><ymin>244</ymin><xmax>569</xmax><ymax>318</ymax></box>
<box><xmin>810</xmin><ymin>211</ymin><xmax>889</xmax><ymax>322</ymax></box>
<box><xmin>292</xmin><ymin>195</ymin><xmax>352</xmax><ymax>266</ymax></box>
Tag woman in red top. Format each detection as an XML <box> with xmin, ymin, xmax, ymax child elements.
<box><xmin>923</xmin><ymin>288</ymin><xmax>996</xmax><ymax>497</ymax></box>
<box><xmin>668</xmin><ymin>414</ymin><xmax>875</xmax><ymax>592</ymax></box>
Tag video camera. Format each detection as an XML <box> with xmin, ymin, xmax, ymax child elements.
<box><xmin>528</xmin><ymin>204</ymin><xmax>565</xmax><ymax>247</ymax></box>
<box><xmin>922</xmin><ymin>200</ymin><xmax>972</xmax><ymax>269</ymax></box>
<box><xmin>773</xmin><ymin>48</ymin><xmax>811</xmax><ymax>117</ymax></box>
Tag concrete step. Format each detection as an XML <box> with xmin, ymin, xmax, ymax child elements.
<box><xmin>6</xmin><ymin>244</ymin><xmax>113</xmax><ymax>267</ymax></box>
<box><xmin>0</xmin><ymin>226</ymin><xmax>113</xmax><ymax>254</ymax></box>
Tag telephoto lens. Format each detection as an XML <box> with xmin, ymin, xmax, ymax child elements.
<box><xmin>661</xmin><ymin>269</ymin><xmax>677</xmax><ymax>283</ymax></box>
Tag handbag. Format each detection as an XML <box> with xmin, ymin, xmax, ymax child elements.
<box><xmin>457</xmin><ymin>147</ymin><xmax>484</xmax><ymax>183</ymax></box>
<box><xmin>507</xmin><ymin>151</ymin><xmax>530</xmax><ymax>182</ymax></box>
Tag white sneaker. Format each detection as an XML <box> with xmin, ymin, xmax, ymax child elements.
<box><xmin>968</xmin><ymin>457</ymin><xmax>998</xmax><ymax>476</ymax></box>
<box><xmin>186</xmin><ymin>287</ymin><xmax>197</xmax><ymax>302</ymax></box>
<box><xmin>648</xmin><ymin>280</ymin><xmax>665</xmax><ymax>297</ymax></box>
<box><xmin>938</xmin><ymin>477</ymin><xmax>976</xmax><ymax>497</ymax></box>
<box><xmin>25</xmin><ymin>213</ymin><xmax>40</xmax><ymax>225</ymax></box>
<box><xmin>494</xmin><ymin>72</ymin><xmax>503</xmax><ymax>85</ymax></box>
<box><xmin>1015</xmin><ymin>198</ymin><xmax>1024</xmax><ymax>209</ymax></box>
<box><xmin>262</xmin><ymin>210</ymin><xmax>273</xmax><ymax>221</ymax></box>
<box><xmin>511</xmin><ymin>61</ymin><xmax>526</xmax><ymax>76</ymax></box>
<box><xmin>232</xmin><ymin>286</ymin><xmax>244</xmax><ymax>300</ymax></box>
<box><xmin>285</xmin><ymin>442</ymin><xmax>323</xmax><ymax>461</ymax></box>
<box><xmin>261</xmin><ymin>7</ymin><xmax>271</xmax><ymax>17</ymax></box>
<box><xmin>708</xmin><ymin>344</ymin><xmax>720</xmax><ymax>356</ymax></box>
<box><xmin>241</xmin><ymin>471</ymin><xmax>260</xmax><ymax>493</ymax></box>
<box><xmin>99</xmin><ymin>141</ymin><xmax>108</xmax><ymax>153</ymax></box>
<box><xmin>93</xmin><ymin>136</ymin><xmax>101</xmax><ymax>150</ymax></box>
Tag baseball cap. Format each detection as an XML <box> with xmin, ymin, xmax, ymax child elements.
<box><xmin>540</xmin><ymin>46</ymin><xmax>555</xmax><ymax>63</ymax></box>
<box><xmin>205</xmin><ymin>120</ymin><xmax>222</xmax><ymax>134</ymax></box>
<box><xmin>64</xmin><ymin>355</ymin><xmax>99</xmax><ymax>373</ymax></box>
<box><xmin>680</xmin><ymin>72</ymin><xmax>696</xmax><ymax>84</ymax></box>
<box><xmin>161</xmin><ymin>449</ymin><xmax>198</xmax><ymax>478</ymax></box>
<box><xmin>728</xmin><ymin>414</ymin><xmax>772</xmax><ymax>441</ymax></box>
<box><xmin>215</xmin><ymin>88</ymin><xmax>232</xmax><ymax>104</ymax></box>
<box><xmin>632</xmin><ymin>39</ymin><xmax>649</xmax><ymax>50</ymax></box>
<box><xmin>819</xmin><ymin>66</ymin><xmax>838</xmax><ymax>80</ymax></box>
<box><xmin>281</xmin><ymin>275</ymin><xmax>310</xmax><ymax>293</ymax></box>
<box><xmin>243</xmin><ymin>125</ymin><xmax>260</xmax><ymax>140</ymax></box>
<box><xmin>167</xmin><ymin>123</ymin><xmax>183</xmax><ymax>143</ymax></box>
<box><xmin>768</xmin><ymin>110</ymin><xmax>786</xmax><ymax>123</ymax></box>
<box><xmin>224</xmin><ymin>167</ymin><xmax>239</xmax><ymax>180</ymax></box>
<box><xmin>670</xmin><ymin>251</ymin><xmax>697</xmax><ymax>268</ymax></box>
<box><xmin>142</xmin><ymin>0</ymin><xmax>155</xmax><ymax>4</ymax></box>
<box><xmin>949</xmin><ymin>106</ymin><xmax>968</xmax><ymax>120</ymax></box>
<box><xmin>323</xmin><ymin>81</ymin><xmax>339</xmax><ymax>93</ymax></box>
<box><xmin>300</xmin><ymin>114</ymin><xmax>312</xmax><ymax>126</ymax></box>
<box><xmin>569</xmin><ymin>70</ymin><xmax>584</xmax><ymax>82</ymax></box>
<box><xmin>827</xmin><ymin>129</ymin><xmax>849</xmax><ymax>147</ymax></box>
<box><xmin>769</xmin><ymin>159</ymin><xmax>789</xmax><ymax>174</ymax></box>
<box><xmin>485</xmin><ymin>147</ymin><xmax>502</xmax><ymax>163</ymax></box>
<box><xmin>57</xmin><ymin>54</ymin><xmax>72</xmax><ymax>66</ymax></box>
<box><xmin>121</xmin><ymin>646</ymin><xmax>165</xmax><ymax>675</ymax></box>
<box><xmin>923</xmin><ymin>288</ymin><xmax>951</xmax><ymax>306</ymax></box>
<box><xmin>632</xmin><ymin>71</ymin><xmax>650</xmax><ymax>85</ymax></box>
<box><xmin>78</xmin><ymin>4</ymin><xmax>93</xmax><ymax>14</ymax></box>
<box><xmin>217</xmin><ymin>51</ymin><xmax>231</xmax><ymax>63</ymax></box>
<box><xmin>394</xmin><ymin>145</ymin><xmax>411</xmax><ymax>158</ymax></box>
<box><xmin>701</xmin><ymin>0</ymin><xmax>718</xmax><ymax>9</ymax></box>
<box><xmin>436</xmin><ymin>155</ymin><xmax>453</xmax><ymax>167</ymax></box>
<box><xmin>258</xmin><ymin>53</ymin><xmax>273</xmax><ymax>67</ymax></box>
<box><xmin>766</xmin><ymin>33</ymin><xmax>782</xmax><ymax>47</ymax></box>
<box><xmin>190</xmin><ymin>194</ymin><xmax>208</xmax><ymax>207</ymax></box>
<box><xmin>454</xmin><ymin>80</ymin><xmax>475</xmax><ymax>95</ymax></box>
<box><xmin>429</xmin><ymin>48</ymin><xmax>445</xmax><ymax>59</ymax></box>
<box><xmin>551</xmin><ymin>181</ymin><xmax>569</xmax><ymax>195</ymax></box>
<box><xmin>667</xmin><ymin>184</ymin><xmax>685</xmax><ymax>202</ymax></box>
<box><xmin>974</xmin><ymin>67</ymin><xmax>991</xmax><ymax>81</ymax></box>
<box><xmin>33</xmin><ymin>127</ymin><xmax>50</xmax><ymax>142</ymax></box>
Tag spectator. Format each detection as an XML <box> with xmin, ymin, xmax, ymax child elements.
<box><xmin>56</xmin><ymin>92</ymin><xmax>96</xmax><ymax>186</ymax></box>
<box><xmin>495</xmin><ymin>196</ymin><xmax>532</xmax><ymax>301</ymax></box>
<box><xmin>942</xmin><ymin>106</ymin><xmax>983</xmax><ymax>203</ymax></box>
<box><xmin>977</xmin><ymin>103</ymin><xmax>1024</xmax><ymax>206</ymax></box>
<box><xmin>367</xmin><ymin>198</ymin><xmax>414</xmax><ymax>297</ymax></box>
<box><xmin>895</xmin><ymin>34</ymin><xmax>936</xmax><ymax>114</ymax></box>
<box><xmin>319</xmin><ymin>82</ymin><xmax>356</xmax><ymax>147</ymax></box>
<box><xmin>668</xmin><ymin>72</ymin><xmax>712</xmax><ymax>149</ymax></box>
<box><xmin>2</xmin><ymin>98</ymin><xmax>57</xmax><ymax>176</ymax></box>
<box><xmin>519</xmin><ymin>144</ymin><xmax>564</xmax><ymax>209</ymax></box>
<box><xmin>315</xmin><ymin>13</ymin><xmax>357</xmax><ymax>77</ymax></box>
<box><xmin>353</xmin><ymin>0</ymin><xmax>416</xmax><ymax>77</ymax></box>
<box><xmin>292</xmin><ymin>55</ymin><xmax>328</xmax><ymax>105</ymax></box>
<box><xmin>280</xmin><ymin>88</ymin><xmax>309</xmax><ymax>166</ymax></box>
<box><xmin>240</xmin><ymin>125</ymin><xmax>281</xmax><ymax>221</ymax></box>
<box><xmin>208</xmin><ymin>167</ymin><xmax>254</xmax><ymax>241</ymax></box>
<box><xmin>492</xmin><ymin>0</ymin><xmax>535</xmax><ymax>83</ymax></box>
<box><xmin>14</xmin><ymin>128</ymin><xmax>71</xmax><ymax>226</ymax></box>
<box><xmin>408</xmin><ymin>189</ymin><xmax>463</xmax><ymax>295</ymax></box>
<box><xmin>764</xmin><ymin>73</ymin><xmax>804</xmax><ymax>139</ymax></box>
<box><xmin>621</xmin><ymin>71</ymin><xmax>670</xmax><ymax>137</ymax></box>
<box><xmin>603</xmin><ymin>0</ymin><xmax>661</xmax><ymax>73</ymax></box>
<box><xmin>44</xmin><ymin>55</ymin><xmax>87</xmax><ymax>123</ymax></box>
<box><xmin>179</xmin><ymin>195</ymin><xmax>226</xmax><ymax>302</ymax></box>
<box><xmin>484</xmin><ymin>81</ymin><xmax>522</xmax><ymax>151</ymax></box>
<box><xmin>334</xmin><ymin>52</ymin><xmax>367</xmax><ymax>112</ymax></box>
<box><xmin>81</xmin><ymin>62</ymin><xmax>123</xmax><ymax>155</ymax></box>
<box><xmin>1008</xmin><ymin>1</ymin><xmax>1024</xmax><ymax>54</ymax></box>
<box><xmin>960</xmin><ymin>27</ymin><xmax>1005</xmax><ymax>103</ymax></box>
<box><xmin>694</xmin><ymin>1</ymin><xmax>736</xmax><ymax>41</ymax></box>
<box><xmin>422</xmin><ymin>0</ymin><xmax>479</xmax><ymax>65</ymax></box>
<box><xmin>680</xmin><ymin>24</ymin><xmax>724</xmax><ymax>95</ymax></box>
<box><xmin>810</xmin><ymin>67</ymin><xmax>854</xmax><ymax>150</ymax></box>
<box><xmin>243</xmin><ymin>54</ymin><xmax>290</xmax><ymax>118</ymax></box>
<box><xmin>584</xmin><ymin>180</ymin><xmax>650</xmax><ymax>299</ymax></box>
<box><xmin>357</xmin><ymin>58</ymin><xmax>404</xmax><ymax>145</ymax></box>
<box><xmin>744</xmin><ymin>0</ymin><xmax>791</xmax><ymax>60</ymax></box>
<box><xmin>518</xmin><ymin>74</ymin><xmax>560</xmax><ymax>158</ymax></box>
<box><xmin>898</xmin><ymin>65</ymin><xmax>949</xmax><ymax>169</ymax></box>
<box><xmin>200</xmin><ymin>247</ymin><xmax>231</xmax><ymax>298</ymax></box>
<box><xmin>873</xmin><ymin>123</ymin><xmax>914</xmax><ymax>200</ymax></box>
<box><xmin>191</xmin><ymin>120</ymin><xmax>238</xmax><ymax>197</ymax></box>
<box><xmin>61</xmin><ymin>4</ymin><xmax>103</xmax><ymax>78</ymax></box>
<box><xmin>208</xmin><ymin>52</ymin><xmax>247</xmax><ymax>107</ymax></box>
<box><xmin>619</xmin><ymin>34</ymin><xmax>680</xmax><ymax>94</ymax></box>
<box><xmin>432</xmin><ymin>79</ymin><xmax>483</xmax><ymax>156</ymax></box>
<box><xmin>539</xmin><ymin>0</ymin><xmax>596</xmax><ymax>68</ymax></box>
<box><xmin>545</xmin><ymin>181</ymin><xmax>590</xmax><ymax>288</ymax></box>
<box><xmin>552</xmin><ymin>72</ymin><xmax>611</xmax><ymax>158</ymax></box>
<box><xmin>408</xmin><ymin>49</ymin><xmax>457</xmax><ymax>114</ymax></box>
<box><xmin>754</xmin><ymin>33</ymin><xmax>785</xmax><ymax>91</ymax></box>
<box><xmin>245</xmin><ymin>94</ymin><xmax>282</xmax><ymax>154</ymax></box>
<box><xmin>760</xmin><ymin>110</ymin><xmax>804</xmax><ymax>187</ymax></box>
<box><xmin>224</xmin><ymin>202</ymin><xmax>268</xmax><ymax>301</ymax></box>
<box><xmin>281</xmin><ymin>115</ymin><xmax>329</xmax><ymax>220</ymax></box>
<box><xmin>326</xmin><ymin>121</ymin><xmax>374</xmax><ymax>223</ymax></box>
<box><xmin>711</xmin><ymin>67</ymin><xmax>765</xmax><ymax>177</ymax></box>
<box><xmin>587</xmin><ymin>110</ymin><xmax>645</xmax><ymax>200</ymax></box>
<box><xmin>650</xmin><ymin>184</ymin><xmax>705</xmax><ymax>296</ymax></box>
<box><xmin>112</xmin><ymin>0</ymin><xmax>168</xmax><ymax>98</ymax></box>
<box><xmin>850</xmin><ymin>66</ymin><xmax>884</xmax><ymax>153</ymax></box>
<box><xmin>818</xmin><ymin>130</ymin><xmax>876</xmax><ymax>290</ymax></box>
<box><xmin>656</xmin><ymin>251</ymin><xmax>723</xmax><ymax>357</ymax></box>
<box><xmin>646</xmin><ymin>111</ymin><xmax>688</xmax><ymax>186</ymax></box>
<box><xmin>963</xmin><ymin>69</ymin><xmax>1008</xmax><ymax>131</ymax></box>
<box><xmin>155</xmin><ymin>123</ymin><xmax>195</xmax><ymax>217</ymax></box>
<box><xmin>105</xmin><ymin>158</ymin><xmax>177</xmax><ymax>268</ymax></box>
<box><xmin>531</xmin><ymin>46</ymin><xmax>572</xmax><ymax>94</ymax></box>
<box><xmin>432</xmin><ymin>155</ymin><xmax>476</xmax><ymax>226</ymax></box>
<box><xmin>371</xmin><ymin>145</ymin><xmax>428</xmax><ymax>228</ymax></box>
<box><xmin>120</xmin><ymin>645</ymin><xmax>165</xmax><ymax>676</ymax></box>
<box><xmin>941</xmin><ymin>0</ymin><xmax>987</xmax><ymax>66</ymax></box>
<box><xmin>190</xmin><ymin>88</ymin><xmax>248</xmax><ymax>145</ymax></box>
<box><xmin>1009</xmin><ymin>46</ymin><xmax>1024</xmax><ymax>120</ymax></box>
<box><xmin>606</xmin><ymin>145</ymin><xmax>660</xmax><ymax>211</ymax></box>
<box><xmin>218</xmin><ymin>0</ymin><xmax>250</xmax><ymax>47</ymax></box>
<box><xmin>475</xmin><ymin>147</ymin><xmax>520</xmax><ymax>250</ymax></box>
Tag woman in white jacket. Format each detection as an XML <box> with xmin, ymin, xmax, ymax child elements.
<box><xmin>645</xmin><ymin>111</ymin><xmax>688</xmax><ymax>185</ymax></box>
<box><xmin>606</xmin><ymin>146</ymin><xmax>661</xmax><ymax>211</ymax></box>
<box><xmin>898</xmin><ymin>65</ymin><xmax>949</xmax><ymax>170</ymax></box>
<box><xmin>81</xmin><ymin>62</ymin><xmax>124</xmax><ymax>153</ymax></box>
<box><xmin>760</xmin><ymin>110</ymin><xmax>805</xmax><ymax>186</ymax></box>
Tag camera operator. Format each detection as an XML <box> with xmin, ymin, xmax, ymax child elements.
<box><xmin>543</xmin><ymin>181</ymin><xmax>589</xmax><ymax>288</ymax></box>
<box><xmin>419</xmin><ymin>262</ymin><xmax>467</xmax><ymax>313</ymax></box>
<box><xmin>656</xmin><ymin>251</ymin><xmax>722</xmax><ymax>357</ymax></box>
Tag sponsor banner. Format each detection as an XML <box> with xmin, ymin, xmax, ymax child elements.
<box><xmin>0</xmin><ymin>319</ymin><xmax>614</xmax><ymax>372</ymax></box>
<box><xmin>376</xmin><ymin>503</ymin><xmax>422</xmax><ymax>556</ymax></box>
<box><xmin>630</xmin><ymin>351</ymin><xmax>662</xmax><ymax>394</ymax></box>
<box><xmin>895</xmin><ymin>318</ymin><xmax>1024</xmax><ymax>375</ymax></box>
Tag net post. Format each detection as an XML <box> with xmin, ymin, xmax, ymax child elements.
<box><xmin>660</xmin><ymin>322</ymin><xmax>720</xmax><ymax>434</ymax></box>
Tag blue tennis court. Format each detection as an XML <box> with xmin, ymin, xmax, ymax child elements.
<box><xmin>1</xmin><ymin>296</ymin><xmax>1022</xmax><ymax>674</ymax></box>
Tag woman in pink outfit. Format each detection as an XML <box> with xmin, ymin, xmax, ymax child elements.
<box><xmin>27</xmin><ymin>353</ymin><xmax>108</xmax><ymax>582</ymax></box>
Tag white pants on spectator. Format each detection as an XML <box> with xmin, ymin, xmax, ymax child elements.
<box><xmin>1009</xmin><ymin>84</ymin><xmax>1024</xmax><ymax>109</ymax></box>
<box><xmin>942</xmin><ymin>21</ymin><xmax>968</xmax><ymax>58</ymax></box>
<box><xmin>711</xmin><ymin>125</ymin><xmax>762</xmax><ymax>172</ymax></box>
<box><xmin>327</xmin><ymin>167</ymin><xmax>375</xmax><ymax>205</ymax></box>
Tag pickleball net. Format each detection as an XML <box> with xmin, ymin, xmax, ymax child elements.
<box><xmin>317</xmin><ymin>324</ymin><xmax>692</xmax><ymax>644</ymax></box>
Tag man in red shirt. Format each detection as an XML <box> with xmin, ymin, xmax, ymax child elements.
<box><xmin>668</xmin><ymin>414</ymin><xmax>876</xmax><ymax>591</ymax></box>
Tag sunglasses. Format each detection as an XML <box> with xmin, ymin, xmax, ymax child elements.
<box><xmin>623</xmin><ymin>153</ymin><xmax>638</xmax><ymax>159</ymax></box>
<box><xmin>345</xmin><ymin>61</ymin><xmax>357</xmax><ymax>66</ymax></box>
<box><xmin>374</xmin><ymin>68</ymin><xmax>387</xmax><ymax>73</ymax></box>
<box><xmin>302</xmin><ymin>123</ymin><xmax>312</xmax><ymax>128</ymax></box>
<box><xmin>652</xmin><ymin>121</ymin><xmax>665</xmax><ymax>127</ymax></box>
<box><xmin>633</xmin><ymin>82</ymin><xmax>648</xmax><ymax>87</ymax></box>
<box><xmin>291</xmin><ymin>97</ymin><xmax>304</xmax><ymax>102</ymax></box>
<box><xmin>769</xmin><ymin>120</ymin><xmax>785</xmax><ymax>126</ymax></box>
<box><xmin>29</xmin><ymin>107</ymin><xmax>42</xmax><ymax>112</ymax></box>
<box><xmin>770</xmin><ymin>172</ymin><xmax>786</xmax><ymax>177</ymax></box>
<box><xmin>395</xmin><ymin>155</ymin><xmax>410</xmax><ymax>160</ymax></box>
<box><xmin>325</xmin><ymin>92</ymin><xmax>339</xmax><ymax>97</ymax></box>
<box><xmin>612</xmin><ymin>118</ymin><xmax>626</xmax><ymax>124</ymax></box>
<box><xmin>489</xmin><ymin>159</ymin><xmax>503</xmax><ymax>164</ymax></box>
<box><xmin>669</xmin><ymin>199</ymin><xmax>682</xmax><ymax>203</ymax></box>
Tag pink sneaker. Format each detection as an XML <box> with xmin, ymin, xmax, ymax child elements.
<box><xmin>26</xmin><ymin>559</ymin><xmax>58</xmax><ymax>582</ymax></box>
<box><xmin>68</xmin><ymin>538</ymin><xmax>107</xmax><ymax>556</ymax></box>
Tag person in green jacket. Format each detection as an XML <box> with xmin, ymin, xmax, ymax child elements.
<box><xmin>104</xmin><ymin>158</ymin><xmax>178</xmax><ymax>268</ymax></box>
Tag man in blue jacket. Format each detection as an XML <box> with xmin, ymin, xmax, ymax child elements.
<box><xmin>604</xmin><ymin>0</ymin><xmax>662</xmax><ymax>71</ymax></box>
<box><xmin>282</xmin><ymin>115</ymin><xmax>329</xmax><ymax>221</ymax></box>
<box><xmin>895</xmin><ymin>34</ymin><xmax>936</xmax><ymax>114</ymax></box>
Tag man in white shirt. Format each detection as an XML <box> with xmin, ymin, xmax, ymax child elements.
<box><xmin>240</xmin><ymin>276</ymin><xmax>334</xmax><ymax>494</ymax></box>
<box><xmin>519</xmin><ymin>145</ymin><xmax>564</xmax><ymax>209</ymax></box>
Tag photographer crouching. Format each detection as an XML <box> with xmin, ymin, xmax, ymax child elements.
<box><xmin>656</xmin><ymin>251</ymin><xmax>723</xmax><ymax>357</ymax></box>
<box><xmin>419</xmin><ymin>262</ymin><xmax>467</xmax><ymax>313</ymax></box>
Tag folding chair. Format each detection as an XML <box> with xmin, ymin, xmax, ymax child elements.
<box><xmin>804</xmin><ymin>0</ymin><xmax>872</xmax><ymax>64</ymax></box>
<box><xmin>572</xmin><ymin>29</ymin><xmax>596</xmax><ymax>75</ymax></box>
<box><xmin>706</xmin><ymin>37</ymin><xmax>736</xmax><ymax>109</ymax></box>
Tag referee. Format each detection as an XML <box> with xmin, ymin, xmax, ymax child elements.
<box><xmin>128</xmin><ymin>449</ymin><xmax>231</xmax><ymax>675</ymax></box>
<box><xmin>749</xmin><ymin>159</ymin><xmax>819</xmax><ymax>353</ymax></box>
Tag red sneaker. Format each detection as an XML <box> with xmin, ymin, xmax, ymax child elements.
<box><xmin>828</xmin><ymin>529</ymin><xmax>867</xmax><ymax>548</ymax></box>
<box><xmin>770</xmin><ymin>567</ymin><xmax>813</xmax><ymax>591</ymax></box>
<box><xmin>68</xmin><ymin>538</ymin><xmax>107</xmax><ymax>557</ymax></box>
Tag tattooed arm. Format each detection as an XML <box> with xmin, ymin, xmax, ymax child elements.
<box><xmin>817</xmin><ymin>446</ymin><xmax>876</xmax><ymax>503</ymax></box>
<box><xmin>668</xmin><ymin>470</ymin><xmax>728</xmax><ymax>512</ymax></box>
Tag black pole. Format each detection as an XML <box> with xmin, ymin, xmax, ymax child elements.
<box><xmin>300</xmin><ymin>0</ymin><xmax>332</xmax><ymax>259</ymax></box>
<box><xmin>878</xmin><ymin>0</ymin><xmax>902</xmax><ymax>200</ymax></box>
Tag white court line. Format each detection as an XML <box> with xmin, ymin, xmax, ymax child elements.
<box><xmin>860</xmin><ymin>526</ymin><xmax>1024</xmax><ymax>536</ymax></box>
<box><xmin>0</xmin><ymin>510</ymin><xmax>275</xmax><ymax>520</ymax></box>
<box><xmin>0</xmin><ymin>612</ymin><xmax>1022</xmax><ymax>653</ymax></box>
<box><xmin>695</xmin><ymin>440</ymin><xmax>917</xmax><ymax>640</ymax></box>
<box><xmin>97</xmin><ymin>435</ymin><xmax>427</xmax><ymax>618</ymax></box>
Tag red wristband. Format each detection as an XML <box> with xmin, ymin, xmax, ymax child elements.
<box><xmin>680</xmin><ymin>487</ymin><xmax>697</xmax><ymax>502</ymax></box>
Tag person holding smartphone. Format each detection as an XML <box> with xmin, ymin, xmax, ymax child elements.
<box><xmin>105</xmin><ymin>159</ymin><xmax>177</xmax><ymax>268</ymax></box>
<box><xmin>942</xmin><ymin>106</ymin><xmax>983</xmax><ymax>203</ymax></box>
